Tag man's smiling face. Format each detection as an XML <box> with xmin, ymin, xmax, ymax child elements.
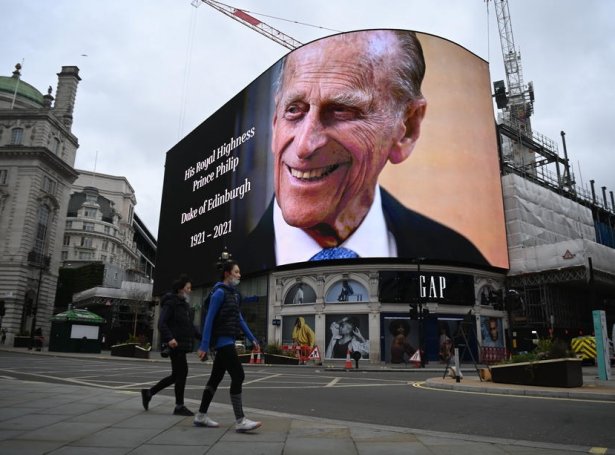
<box><xmin>271</xmin><ymin>31</ymin><xmax>410</xmax><ymax>247</ymax></box>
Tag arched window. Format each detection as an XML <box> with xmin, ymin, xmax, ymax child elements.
<box><xmin>284</xmin><ymin>283</ymin><xmax>316</xmax><ymax>305</ymax></box>
<box><xmin>325</xmin><ymin>279</ymin><xmax>368</xmax><ymax>303</ymax></box>
<box><xmin>11</xmin><ymin>128</ymin><xmax>24</xmax><ymax>145</ymax></box>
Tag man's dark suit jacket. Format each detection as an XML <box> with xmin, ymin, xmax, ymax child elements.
<box><xmin>237</xmin><ymin>188</ymin><xmax>489</xmax><ymax>272</ymax></box>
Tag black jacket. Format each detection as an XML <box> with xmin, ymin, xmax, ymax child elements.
<box><xmin>237</xmin><ymin>187</ymin><xmax>489</xmax><ymax>272</ymax></box>
<box><xmin>158</xmin><ymin>292</ymin><xmax>199</xmax><ymax>352</ymax></box>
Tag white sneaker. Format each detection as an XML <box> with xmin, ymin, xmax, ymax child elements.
<box><xmin>235</xmin><ymin>417</ymin><xmax>262</xmax><ymax>432</ymax></box>
<box><xmin>193</xmin><ymin>412</ymin><xmax>219</xmax><ymax>427</ymax></box>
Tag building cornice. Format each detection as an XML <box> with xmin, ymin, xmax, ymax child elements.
<box><xmin>0</xmin><ymin>147</ymin><xmax>78</xmax><ymax>180</ymax></box>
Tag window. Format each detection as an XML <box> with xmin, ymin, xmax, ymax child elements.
<box><xmin>10</xmin><ymin>128</ymin><xmax>23</xmax><ymax>145</ymax></box>
<box><xmin>33</xmin><ymin>205</ymin><xmax>50</xmax><ymax>256</ymax></box>
<box><xmin>42</xmin><ymin>176</ymin><xmax>56</xmax><ymax>195</ymax></box>
<box><xmin>111</xmin><ymin>244</ymin><xmax>115</xmax><ymax>253</ymax></box>
<box><xmin>83</xmin><ymin>222</ymin><xmax>95</xmax><ymax>232</ymax></box>
<box><xmin>53</xmin><ymin>138</ymin><xmax>60</xmax><ymax>154</ymax></box>
<box><xmin>79</xmin><ymin>251</ymin><xmax>93</xmax><ymax>260</ymax></box>
<box><xmin>102</xmin><ymin>240</ymin><xmax>109</xmax><ymax>251</ymax></box>
<box><xmin>84</xmin><ymin>208</ymin><xmax>96</xmax><ymax>218</ymax></box>
<box><xmin>100</xmin><ymin>254</ymin><xmax>107</xmax><ymax>262</ymax></box>
<box><xmin>66</xmin><ymin>220</ymin><xmax>72</xmax><ymax>229</ymax></box>
<box><xmin>104</xmin><ymin>226</ymin><xmax>110</xmax><ymax>234</ymax></box>
<box><xmin>0</xmin><ymin>169</ymin><xmax>7</xmax><ymax>185</ymax></box>
<box><xmin>61</xmin><ymin>251</ymin><xmax>68</xmax><ymax>261</ymax></box>
<box><xmin>63</xmin><ymin>235</ymin><xmax>70</xmax><ymax>246</ymax></box>
<box><xmin>80</xmin><ymin>237</ymin><xmax>93</xmax><ymax>248</ymax></box>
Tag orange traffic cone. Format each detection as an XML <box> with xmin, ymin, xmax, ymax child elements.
<box><xmin>256</xmin><ymin>348</ymin><xmax>263</xmax><ymax>364</ymax></box>
<box><xmin>344</xmin><ymin>349</ymin><xmax>353</xmax><ymax>369</ymax></box>
<box><xmin>249</xmin><ymin>350</ymin><xmax>256</xmax><ymax>364</ymax></box>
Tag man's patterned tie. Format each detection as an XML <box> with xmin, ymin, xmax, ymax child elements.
<box><xmin>309</xmin><ymin>247</ymin><xmax>359</xmax><ymax>261</ymax></box>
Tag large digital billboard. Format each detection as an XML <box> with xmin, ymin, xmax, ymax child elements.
<box><xmin>155</xmin><ymin>30</ymin><xmax>508</xmax><ymax>293</ymax></box>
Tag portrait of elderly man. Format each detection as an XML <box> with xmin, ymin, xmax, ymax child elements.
<box><xmin>239</xmin><ymin>30</ymin><xmax>488</xmax><ymax>269</ymax></box>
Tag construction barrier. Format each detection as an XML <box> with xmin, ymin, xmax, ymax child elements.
<box><xmin>409</xmin><ymin>349</ymin><xmax>421</xmax><ymax>368</ymax></box>
<box><xmin>480</xmin><ymin>347</ymin><xmax>508</xmax><ymax>364</ymax></box>
<box><xmin>571</xmin><ymin>336</ymin><xmax>596</xmax><ymax>362</ymax></box>
<box><xmin>249</xmin><ymin>347</ymin><xmax>263</xmax><ymax>364</ymax></box>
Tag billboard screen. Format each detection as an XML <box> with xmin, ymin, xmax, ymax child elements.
<box><xmin>155</xmin><ymin>29</ymin><xmax>508</xmax><ymax>293</ymax></box>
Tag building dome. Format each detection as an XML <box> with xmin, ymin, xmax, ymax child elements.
<box><xmin>0</xmin><ymin>64</ymin><xmax>45</xmax><ymax>108</ymax></box>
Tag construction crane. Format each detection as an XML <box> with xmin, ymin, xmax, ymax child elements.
<box><xmin>490</xmin><ymin>0</ymin><xmax>574</xmax><ymax>191</ymax></box>
<box><xmin>192</xmin><ymin>0</ymin><xmax>302</xmax><ymax>50</ymax></box>
<box><xmin>491</xmin><ymin>0</ymin><xmax>534</xmax><ymax>133</ymax></box>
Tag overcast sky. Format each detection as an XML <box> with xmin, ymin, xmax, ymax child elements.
<box><xmin>4</xmin><ymin>0</ymin><xmax>614</xmax><ymax>236</ymax></box>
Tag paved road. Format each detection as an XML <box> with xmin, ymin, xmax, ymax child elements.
<box><xmin>1</xmin><ymin>350</ymin><xmax>613</xmax><ymax>450</ymax></box>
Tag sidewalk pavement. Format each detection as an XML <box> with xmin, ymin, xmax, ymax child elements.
<box><xmin>0</xmin><ymin>348</ymin><xmax>613</xmax><ymax>454</ymax></box>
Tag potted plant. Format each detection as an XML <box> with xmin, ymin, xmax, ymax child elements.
<box><xmin>490</xmin><ymin>338</ymin><xmax>582</xmax><ymax>388</ymax></box>
<box><xmin>110</xmin><ymin>335</ymin><xmax>151</xmax><ymax>359</ymax></box>
<box><xmin>13</xmin><ymin>330</ymin><xmax>31</xmax><ymax>348</ymax></box>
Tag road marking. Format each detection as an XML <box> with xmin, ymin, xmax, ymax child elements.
<box><xmin>412</xmin><ymin>382</ymin><xmax>615</xmax><ymax>404</ymax></box>
<box><xmin>325</xmin><ymin>377</ymin><xmax>341</xmax><ymax>387</ymax></box>
<box><xmin>589</xmin><ymin>448</ymin><xmax>607</xmax><ymax>454</ymax></box>
<box><xmin>244</xmin><ymin>373</ymin><xmax>282</xmax><ymax>385</ymax></box>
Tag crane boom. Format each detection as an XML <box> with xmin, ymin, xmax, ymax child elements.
<box><xmin>492</xmin><ymin>0</ymin><xmax>534</xmax><ymax>131</ymax></box>
<box><xmin>194</xmin><ymin>0</ymin><xmax>302</xmax><ymax>50</ymax></box>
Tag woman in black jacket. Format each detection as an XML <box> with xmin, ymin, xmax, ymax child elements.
<box><xmin>141</xmin><ymin>275</ymin><xmax>198</xmax><ymax>415</ymax></box>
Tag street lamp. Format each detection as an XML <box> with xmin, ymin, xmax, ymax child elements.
<box><xmin>216</xmin><ymin>246</ymin><xmax>232</xmax><ymax>270</ymax></box>
<box><xmin>410</xmin><ymin>257</ymin><xmax>428</xmax><ymax>368</ymax></box>
<box><xmin>28</xmin><ymin>250</ymin><xmax>50</xmax><ymax>350</ymax></box>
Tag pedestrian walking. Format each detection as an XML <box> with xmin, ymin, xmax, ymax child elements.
<box><xmin>141</xmin><ymin>274</ymin><xmax>199</xmax><ymax>416</ymax></box>
<box><xmin>194</xmin><ymin>259</ymin><xmax>262</xmax><ymax>432</ymax></box>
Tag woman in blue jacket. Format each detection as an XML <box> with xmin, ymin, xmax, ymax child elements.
<box><xmin>194</xmin><ymin>260</ymin><xmax>262</xmax><ymax>432</ymax></box>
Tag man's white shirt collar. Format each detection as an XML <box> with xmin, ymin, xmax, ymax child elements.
<box><xmin>273</xmin><ymin>185</ymin><xmax>397</xmax><ymax>265</ymax></box>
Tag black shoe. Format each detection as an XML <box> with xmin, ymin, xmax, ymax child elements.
<box><xmin>141</xmin><ymin>389</ymin><xmax>151</xmax><ymax>411</ymax></box>
<box><xmin>173</xmin><ymin>405</ymin><xmax>194</xmax><ymax>416</ymax></box>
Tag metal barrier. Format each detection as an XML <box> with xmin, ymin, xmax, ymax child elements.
<box><xmin>480</xmin><ymin>346</ymin><xmax>508</xmax><ymax>364</ymax></box>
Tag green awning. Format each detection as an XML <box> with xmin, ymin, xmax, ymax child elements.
<box><xmin>51</xmin><ymin>308</ymin><xmax>105</xmax><ymax>324</ymax></box>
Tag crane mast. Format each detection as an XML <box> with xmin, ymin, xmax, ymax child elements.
<box><xmin>491</xmin><ymin>0</ymin><xmax>574</xmax><ymax>191</ymax></box>
<box><xmin>193</xmin><ymin>0</ymin><xmax>302</xmax><ymax>50</ymax></box>
<box><xmin>492</xmin><ymin>0</ymin><xmax>534</xmax><ymax>133</ymax></box>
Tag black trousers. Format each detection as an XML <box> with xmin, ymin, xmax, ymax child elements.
<box><xmin>199</xmin><ymin>344</ymin><xmax>245</xmax><ymax>413</ymax></box>
<box><xmin>150</xmin><ymin>350</ymin><xmax>188</xmax><ymax>405</ymax></box>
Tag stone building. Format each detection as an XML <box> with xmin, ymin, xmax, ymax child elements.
<box><xmin>0</xmin><ymin>64</ymin><xmax>81</xmax><ymax>345</ymax></box>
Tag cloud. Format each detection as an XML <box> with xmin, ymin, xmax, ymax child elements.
<box><xmin>3</xmin><ymin>0</ymin><xmax>613</xmax><ymax>234</ymax></box>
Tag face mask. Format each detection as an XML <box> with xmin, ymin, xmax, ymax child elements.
<box><xmin>230</xmin><ymin>278</ymin><xmax>240</xmax><ymax>286</ymax></box>
<box><xmin>183</xmin><ymin>294</ymin><xmax>190</xmax><ymax>303</ymax></box>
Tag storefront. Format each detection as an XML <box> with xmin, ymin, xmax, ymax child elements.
<box><xmin>266</xmin><ymin>262</ymin><xmax>507</xmax><ymax>364</ymax></box>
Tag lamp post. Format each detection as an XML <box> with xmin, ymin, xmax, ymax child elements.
<box><xmin>28</xmin><ymin>251</ymin><xmax>50</xmax><ymax>350</ymax></box>
<box><xmin>411</xmin><ymin>257</ymin><xmax>427</xmax><ymax>368</ymax></box>
<box><xmin>216</xmin><ymin>246</ymin><xmax>232</xmax><ymax>270</ymax></box>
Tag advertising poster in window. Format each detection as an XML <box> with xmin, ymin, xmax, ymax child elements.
<box><xmin>480</xmin><ymin>316</ymin><xmax>504</xmax><ymax>348</ymax></box>
<box><xmin>383</xmin><ymin>316</ymin><xmax>418</xmax><ymax>364</ymax></box>
<box><xmin>325</xmin><ymin>314</ymin><xmax>369</xmax><ymax>359</ymax></box>
<box><xmin>325</xmin><ymin>279</ymin><xmax>368</xmax><ymax>303</ymax></box>
<box><xmin>284</xmin><ymin>283</ymin><xmax>316</xmax><ymax>305</ymax></box>
<box><xmin>154</xmin><ymin>29</ymin><xmax>508</xmax><ymax>294</ymax></box>
<box><xmin>282</xmin><ymin>315</ymin><xmax>316</xmax><ymax>346</ymax></box>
